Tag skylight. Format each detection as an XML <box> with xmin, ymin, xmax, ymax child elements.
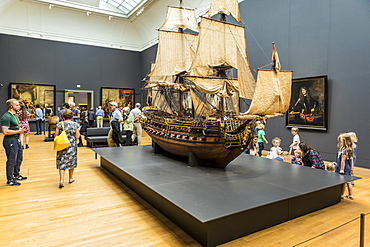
<box><xmin>101</xmin><ymin>0</ymin><xmax>142</xmax><ymax>14</ymax></box>
<box><xmin>34</xmin><ymin>0</ymin><xmax>150</xmax><ymax>18</ymax></box>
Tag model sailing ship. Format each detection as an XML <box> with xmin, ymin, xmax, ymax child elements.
<box><xmin>141</xmin><ymin>0</ymin><xmax>292</xmax><ymax>168</ymax></box>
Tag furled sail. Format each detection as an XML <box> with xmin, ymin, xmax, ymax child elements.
<box><xmin>239</xmin><ymin>70</ymin><xmax>292</xmax><ymax>117</ymax></box>
<box><xmin>207</xmin><ymin>0</ymin><xmax>241</xmax><ymax>22</ymax></box>
<box><xmin>187</xmin><ymin>76</ymin><xmax>238</xmax><ymax>98</ymax></box>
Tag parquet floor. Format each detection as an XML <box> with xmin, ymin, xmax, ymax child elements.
<box><xmin>0</xmin><ymin>131</ymin><xmax>369</xmax><ymax>247</ymax></box>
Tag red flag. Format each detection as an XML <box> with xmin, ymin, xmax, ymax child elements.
<box><xmin>271</xmin><ymin>42</ymin><xmax>281</xmax><ymax>72</ymax></box>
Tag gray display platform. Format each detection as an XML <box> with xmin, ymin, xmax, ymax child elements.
<box><xmin>93</xmin><ymin>146</ymin><xmax>358</xmax><ymax>247</ymax></box>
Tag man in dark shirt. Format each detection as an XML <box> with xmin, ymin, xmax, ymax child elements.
<box><xmin>87</xmin><ymin>108</ymin><xmax>96</xmax><ymax>127</ymax></box>
<box><xmin>1</xmin><ymin>99</ymin><xmax>27</xmax><ymax>186</ymax></box>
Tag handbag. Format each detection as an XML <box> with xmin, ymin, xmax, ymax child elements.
<box><xmin>54</xmin><ymin>122</ymin><xmax>71</xmax><ymax>151</ymax></box>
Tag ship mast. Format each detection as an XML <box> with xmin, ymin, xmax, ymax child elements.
<box><xmin>178</xmin><ymin>0</ymin><xmax>184</xmax><ymax>116</ymax></box>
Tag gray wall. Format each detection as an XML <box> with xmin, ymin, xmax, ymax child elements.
<box><xmin>239</xmin><ymin>0</ymin><xmax>370</xmax><ymax>167</ymax></box>
<box><xmin>141</xmin><ymin>0</ymin><xmax>370</xmax><ymax>168</ymax></box>
<box><xmin>0</xmin><ymin>34</ymin><xmax>142</xmax><ymax>127</ymax></box>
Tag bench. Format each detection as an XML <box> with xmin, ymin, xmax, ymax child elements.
<box><xmin>86</xmin><ymin>127</ymin><xmax>127</xmax><ymax>148</ymax></box>
<box><xmin>86</xmin><ymin>127</ymin><xmax>110</xmax><ymax>148</ymax></box>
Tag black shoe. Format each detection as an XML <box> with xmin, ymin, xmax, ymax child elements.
<box><xmin>6</xmin><ymin>179</ymin><xmax>21</xmax><ymax>186</ymax></box>
<box><xmin>16</xmin><ymin>175</ymin><xmax>28</xmax><ymax>180</ymax></box>
<box><xmin>34</xmin><ymin>133</ymin><xmax>40</xmax><ymax>135</ymax></box>
<box><xmin>59</xmin><ymin>183</ymin><xmax>64</xmax><ymax>188</ymax></box>
<box><xmin>25</xmin><ymin>144</ymin><xmax>29</xmax><ymax>149</ymax></box>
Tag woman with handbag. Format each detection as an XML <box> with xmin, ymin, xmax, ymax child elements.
<box><xmin>54</xmin><ymin>109</ymin><xmax>80</xmax><ymax>188</ymax></box>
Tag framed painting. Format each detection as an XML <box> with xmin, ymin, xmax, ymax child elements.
<box><xmin>286</xmin><ymin>76</ymin><xmax>328</xmax><ymax>131</ymax></box>
<box><xmin>68</xmin><ymin>96</ymin><xmax>75</xmax><ymax>104</ymax></box>
<box><xmin>9</xmin><ymin>83</ymin><xmax>55</xmax><ymax>119</ymax></box>
<box><xmin>101</xmin><ymin>87</ymin><xmax>135</xmax><ymax>117</ymax></box>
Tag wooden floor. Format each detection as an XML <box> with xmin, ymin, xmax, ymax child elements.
<box><xmin>0</xmin><ymin>132</ymin><xmax>369</xmax><ymax>246</ymax></box>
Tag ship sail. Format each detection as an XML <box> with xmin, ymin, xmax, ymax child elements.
<box><xmin>146</xmin><ymin>6</ymin><xmax>199</xmax><ymax>114</ymax></box>
<box><xmin>187</xmin><ymin>76</ymin><xmax>238</xmax><ymax>98</ymax></box>
<box><xmin>140</xmin><ymin>0</ymin><xmax>293</xmax><ymax>168</ymax></box>
<box><xmin>207</xmin><ymin>0</ymin><xmax>241</xmax><ymax>22</ymax></box>
<box><xmin>160</xmin><ymin>6</ymin><xmax>199</xmax><ymax>32</ymax></box>
<box><xmin>239</xmin><ymin>70</ymin><xmax>293</xmax><ymax>118</ymax></box>
<box><xmin>188</xmin><ymin>10</ymin><xmax>255</xmax><ymax>99</ymax></box>
<box><xmin>148</xmin><ymin>7</ymin><xmax>199</xmax><ymax>81</ymax></box>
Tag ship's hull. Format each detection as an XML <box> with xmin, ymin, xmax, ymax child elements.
<box><xmin>142</xmin><ymin>111</ymin><xmax>250</xmax><ymax>168</ymax></box>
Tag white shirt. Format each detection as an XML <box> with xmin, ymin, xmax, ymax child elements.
<box><xmin>267</xmin><ymin>146</ymin><xmax>282</xmax><ymax>159</ymax></box>
<box><xmin>130</xmin><ymin>107</ymin><xmax>141</xmax><ymax>120</ymax></box>
<box><xmin>292</xmin><ymin>134</ymin><xmax>300</xmax><ymax>150</ymax></box>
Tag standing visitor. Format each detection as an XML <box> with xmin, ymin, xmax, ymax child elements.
<box><xmin>69</xmin><ymin>102</ymin><xmax>80</xmax><ymax>123</ymax></box>
<box><xmin>58</xmin><ymin>103</ymin><xmax>70</xmax><ymax>121</ymax></box>
<box><xmin>35</xmin><ymin>104</ymin><xmax>43</xmax><ymax>135</ymax></box>
<box><xmin>87</xmin><ymin>108</ymin><xmax>96</xmax><ymax>127</ymax></box>
<box><xmin>70</xmin><ymin>102</ymin><xmax>82</xmax><ymax>146</ymax></box>
<box><xmin>109</xmin><ymin>102</ymin><xmax>123</xmax><ymax>147</ymax></box>
<box><xmin>289</xmin><ymin>127</ymin><xmax>300</xmax><ymax>154</ymax></box>
<box><xmin>1</xmin><ymin>99</ymin><xmax>27</xmax><ymax>186</ymax></box>
<box><xmin>17</xmin><ymin>104</ymin><xmax>31</xmax><ymax>149</ymax></box>
<box><xmin>257</xmin><ymin>124</ymin><xmax>268</xmax><ymax>157</ymax></box>
<box><xmin>347</xmin><ymin>132</ymin><xmax>358</xmax><ymax>186</ymax></box>
<box><xmin>130</xmin><ymin>103</ymin><xmax>142</xmax><ymax>145</ymax></box>
<box><xmin>95</xmin><ymin>106</ymin><xmax>104</xmax><ymax>128</ymax></box>
<box><xmin>55</xmin><ymin>109</ymin><xmax>80</xmax><ymax>188</ymax></box>
<box><xmin>122</xmin><ymin>107</ymin><xmax>134</xmax><ymax>146</ymax></box>
<box><xmin>335</xmin><ymin>133</ymin><xmax>355</xmax><ymax>199</ymax></box>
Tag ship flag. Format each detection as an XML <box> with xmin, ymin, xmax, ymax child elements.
<box><xmin>271</xmin><ymin>42</ymin><xmax>281</xmax><ymax>72</ymax></box>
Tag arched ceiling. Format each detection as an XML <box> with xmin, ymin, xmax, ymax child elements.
<box><xmin>0</xmin><ymin>0</ymin><xmax>237</xmax><ymax>51</ymax></box>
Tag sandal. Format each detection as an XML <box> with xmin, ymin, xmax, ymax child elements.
<box><xmin>59</xmin><ymin>180</ymin><xmax>64</xmax><ymax>189</ymax></box>
<box><xmin>345</xmin><ymin>195</ymin><xmax>354</xmax><ymax>200</ymax></box>
<box><xmin>69</xmin><ymin>179</ymin><xmax>75</xmax><ymax>184</ymax></box>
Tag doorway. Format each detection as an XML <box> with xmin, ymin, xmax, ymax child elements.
<box><xmin>64</xmin><ymin>89</ymin><xmax>94</xmax><ymax>111</ymax></box>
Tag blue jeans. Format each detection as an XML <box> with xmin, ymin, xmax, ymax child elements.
<box><xmin>36</xmin><ymin>119</ymin><xmax>43</xmax><ymax>134</ymax></box>
<box><xmin>3</xmin><ymin>140</ymin><xmax>23</xmax><ymax>181</ymax></box>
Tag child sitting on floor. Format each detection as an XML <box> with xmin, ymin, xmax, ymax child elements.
<box><xmin>291</xmin><ymin>149</ymin><xmax>303</xmax><ymax>165</ymax></box>
<box><xmin>266</xmin><ymin>137</ymin><xmax>282</xmax><ymax>159</ymax></box>
<box><xmin>274</xmin><ymin>151</ymin><xmax>290</xmax><ymax>162</ymax></box>
<box><xmin>326</xmin><ymin>162</ymin><xmax>336</xmax><ymax>172</ymax></box>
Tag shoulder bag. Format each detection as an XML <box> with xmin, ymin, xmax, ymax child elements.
<box><xmin>54</xmin><ymin>122</ymin><xmax>71</xmax><ymax>151</ymax></box>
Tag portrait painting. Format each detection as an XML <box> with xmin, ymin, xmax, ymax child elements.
<box><xmin>101</xmin><ymin>87</ymin><xmax>135</xmax><ymax>117</ymax></box>
<box><xmin>286</xmin><ymin>76</ymin><xmax>328</xmax><ymax>130</ymax></box>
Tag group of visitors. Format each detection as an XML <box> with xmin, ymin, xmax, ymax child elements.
<box><xmin>245</xmin><ymin>120</ymin><xmax>358</xmax><ymax>199</ymax></box>
<box><xmin>108</xmin><ymin>102</ymin><xmax>142</xmax><ymax>147</ymax></box>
